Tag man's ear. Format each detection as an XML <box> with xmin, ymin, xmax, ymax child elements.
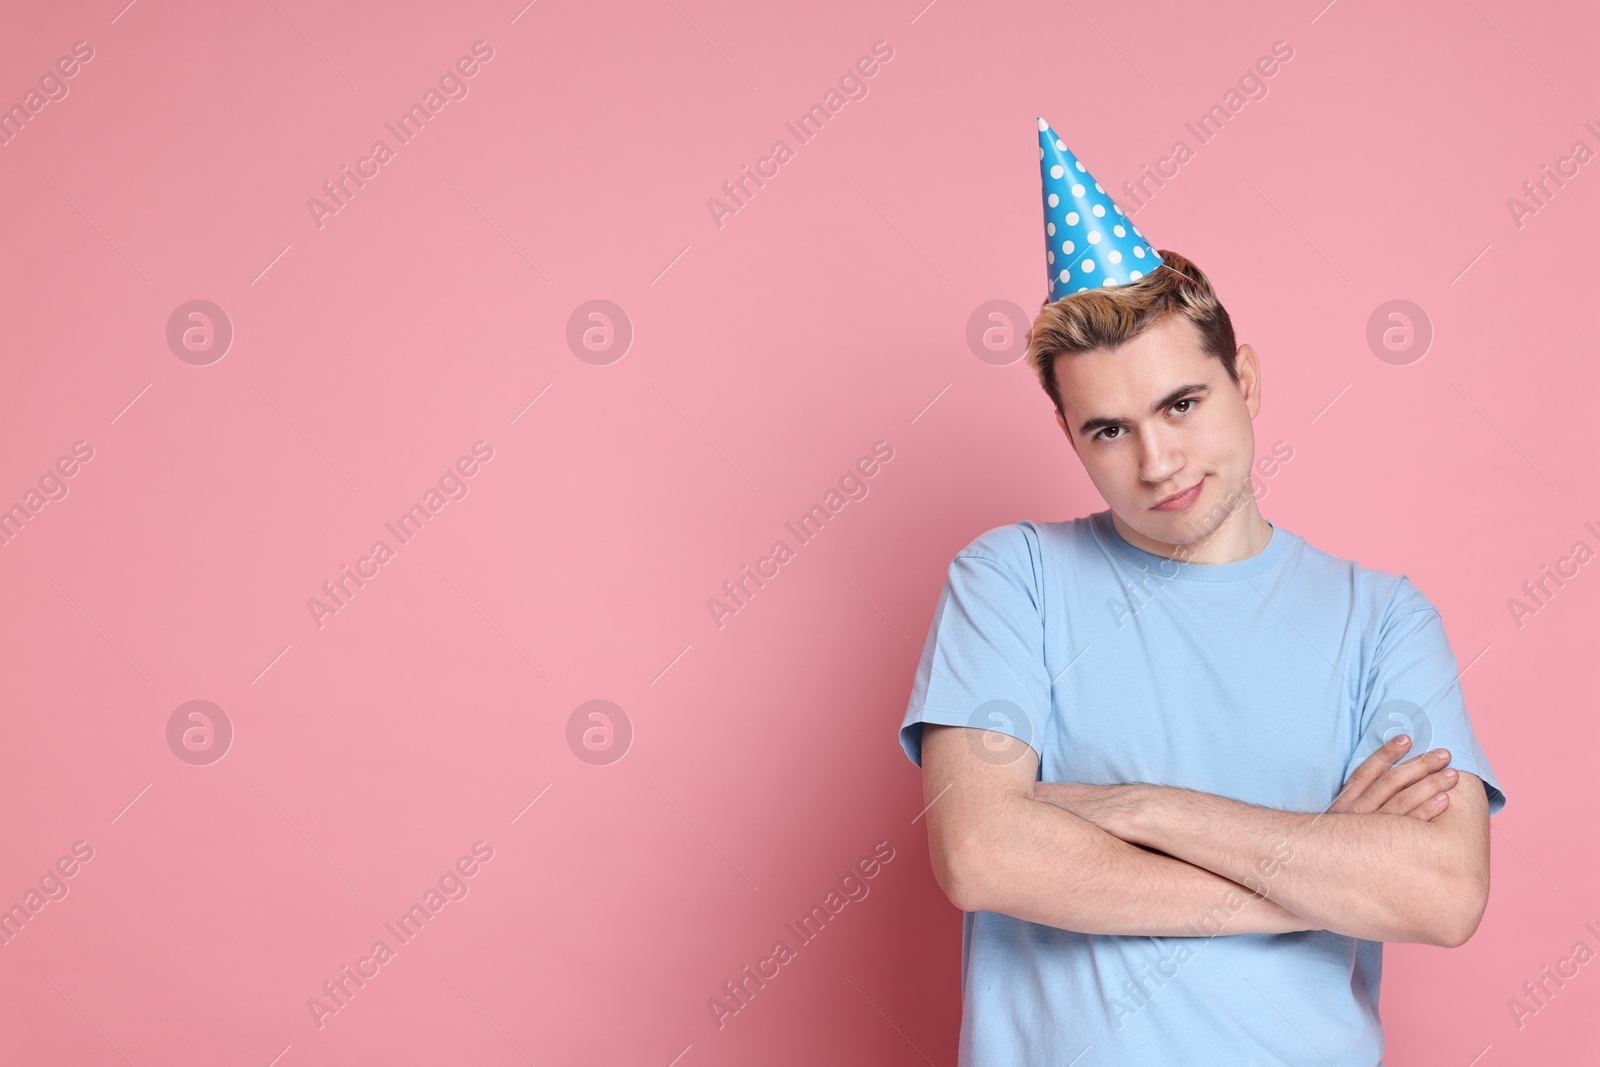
<box><xmin>1234</xmin><ymin>343</ymin><xmax>1262</xmax><ymax>419</ymax></box>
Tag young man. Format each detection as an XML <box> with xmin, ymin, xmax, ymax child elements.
<box><xmin>896</xmin><ymin>120</ymin><xmax>1507</xmax><ymax>1066</ymax></box>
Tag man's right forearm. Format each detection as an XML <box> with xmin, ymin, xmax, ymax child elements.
<box><xmin>954</xmin><ymin>792</ymin><xmax>1316</xmax><ymax>938</ymax></box>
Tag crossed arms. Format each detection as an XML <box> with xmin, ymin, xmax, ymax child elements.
<box><xmin>920</xmin><ymin>725</ymin><xmax>1491</xmax><ymax>947</ymax></box>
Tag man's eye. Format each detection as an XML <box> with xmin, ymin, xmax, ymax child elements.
<box><xmin>1095</xmin><ymin>400</ymin><xmax>1197</xmax><ymax>441</ymax></box>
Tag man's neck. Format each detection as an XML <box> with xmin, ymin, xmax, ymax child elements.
<box><xmin>1110</xmin><ymin>500</ymin><xmax>1274</xmax><ymax>566</ymax></box>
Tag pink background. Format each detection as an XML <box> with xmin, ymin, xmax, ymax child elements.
<box><xmin>0</xmin><ymin>0</ymin><xmax>1592</xmax><ymax>1063</ymax></box>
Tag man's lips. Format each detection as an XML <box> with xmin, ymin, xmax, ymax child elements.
<box><xmin>1152</xmin><ymin>478</ymin><xmax>1204</xmax><ymax>511</ymax></box>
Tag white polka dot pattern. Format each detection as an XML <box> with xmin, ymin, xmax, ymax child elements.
<box><xmin>1037</xmin><ymin>117</ymin><xmax>1158</xmax><ymax>299</ymax></box>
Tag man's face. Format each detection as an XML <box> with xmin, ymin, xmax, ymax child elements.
<box><xmin>1051</xmin><ymin>312</ymin><xmax>1262</xmax><ymax>558</ymax></box>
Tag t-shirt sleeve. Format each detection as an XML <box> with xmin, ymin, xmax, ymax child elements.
<box><xmin>1344</xmin><ymin>576</ymin><xmax>1507</xmax><ymax>815</ymax></box>
<box><xmin>898</xmin><ymin>526</ymin><xmax>1053</xmax><ymax>770</ymax></box>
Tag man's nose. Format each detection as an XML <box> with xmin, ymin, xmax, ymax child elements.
<box><xmin>1137</xmin><ymin>426</ymin><xmax>1183</xmax><ymax>482</ymax></box>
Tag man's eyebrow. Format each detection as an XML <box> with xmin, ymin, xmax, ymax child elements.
<box><xmin>1075</xmin><ymin>382</ymin><xmax>1210</xmax><ymax>437</ymax></box>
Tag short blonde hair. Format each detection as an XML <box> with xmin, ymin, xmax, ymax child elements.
<box><xmin>1025</xmin><ymin>249</ymin><xmax>1239</xmax><ymax>417</ymax></box>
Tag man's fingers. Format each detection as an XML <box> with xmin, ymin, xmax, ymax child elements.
<box><xmin>1379</xmin><ymin>767</ymin><xmax>1461</xmax><ymax>819</ymax></box>
<box><xmin>1365</xmin><ymin>748</ymin><xmax>1453</xmax><ymax>806</ymax></box>
<box><xmin>1332</xmin><ymin>734</ymin><xmax>1413</xmax><ymax>808</ymax></box>
<box><xmin>1332</xmin><ymin>735</ymin><xmax>1427</xmax><ymax>811</ymax></box>
<box><xmin>1405</xmin><ymin>789</ymin><xmax>1451</xmax><ymax>822</ymax></box>
<box><xmin>1335</xmin><ymin>744</ymin><xmax>1454</xmax><ymax>815</ymax></box>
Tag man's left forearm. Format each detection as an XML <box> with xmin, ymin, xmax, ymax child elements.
<box><xmin>1034</xmin><ymin>780</ymin><xmax>1484</xmax><ymax>945</ymax></box>
<box><xmin>1124</xmin><ymin>784</ymin><xmax>1479</xmax><ymax>945</ymax></box>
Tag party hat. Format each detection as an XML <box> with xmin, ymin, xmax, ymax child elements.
<box><xmin>1037</xmin><ymin>117</ymin><xmax>1159</xmax><ymax>299</ymax></box>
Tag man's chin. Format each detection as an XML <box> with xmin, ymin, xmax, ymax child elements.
<box><xmin>1113</xmin><ymin>507</ymin><xmax>1218</xmax><ymax>558</ymax></box>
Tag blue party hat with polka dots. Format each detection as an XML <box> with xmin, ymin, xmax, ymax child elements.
<box><xmin>1038</xmin><ymin>117</ymin><xmax>1159</xmax><ymax>299</ymax></box>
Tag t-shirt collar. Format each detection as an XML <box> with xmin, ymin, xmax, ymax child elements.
<box><xmin>1090</xmin><ymin>508</ymin><xmax>1292</xmax><ymax>582</ymax></box>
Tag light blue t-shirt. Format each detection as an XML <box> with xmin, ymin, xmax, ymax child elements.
<box><xmin>899</xmin><ymin>510</ymin><xmax>1507</xmax><ymax>1067</ymax></box>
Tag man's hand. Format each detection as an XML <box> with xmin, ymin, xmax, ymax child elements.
<box><xmin>1329</xmin><ymin>734</ymin><xmax>1460</xmax><ymax>820</ymax></box>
